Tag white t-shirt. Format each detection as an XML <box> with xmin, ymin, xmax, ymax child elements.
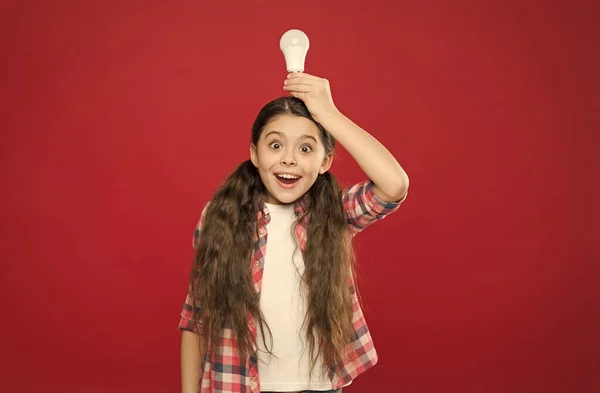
<box><xmin>257</xmin><ymin>202</ymin><xmax>334</xmax><ymax>391</ymax></box>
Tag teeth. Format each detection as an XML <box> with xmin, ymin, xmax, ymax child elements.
<box><xmin>277</xmin><ymin>174</ymin><xmax>299</xmax><ymax>179</ymax></box>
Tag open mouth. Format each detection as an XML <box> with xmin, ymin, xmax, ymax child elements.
<box><xmin>275</xmin><ymin>173</ymin><xmax>301</xmax><ymax>186</ymax></box>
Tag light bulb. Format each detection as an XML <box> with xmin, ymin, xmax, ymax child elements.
<box><xmin>280</xmin><ymin>29</ymin><xmax>310</xmax><ymax>73</ymax></box>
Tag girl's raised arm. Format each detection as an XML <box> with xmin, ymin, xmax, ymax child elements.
<box><xmin>284</xmin><ymin>73</ymin><xmax>409</xmax><ymax>202</ymax></box>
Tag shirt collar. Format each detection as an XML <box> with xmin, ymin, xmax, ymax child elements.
<box><xmin>258</xmin><ymin>195</ymin><xmax>308</xmax><ymax>225</ymax></box>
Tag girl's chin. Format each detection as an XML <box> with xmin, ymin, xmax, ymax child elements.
<box><xmin>267</xmin><ymin>194</ymin><xmax>299</xmax><ymax>205</ymax></box>
<box><xmin>266</xmin><ymin>187</ymin><xmax>306</xmax><ymax>205</ymax></box>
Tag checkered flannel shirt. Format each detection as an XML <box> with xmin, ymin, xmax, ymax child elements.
<box><xmin>179</xmin><ymin>180</ymin><xmax>406</xmax><ymax>393</ymax></box>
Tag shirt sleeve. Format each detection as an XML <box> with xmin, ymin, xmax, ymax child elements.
<box><xmin>342</xmin><ymin>180</ymin><xmax>407</xmax><ymax>236</ymax></box>
<box><xmin>178</xmin><ymin>202</ymin><xmax>210</xmax><ymax>334</ymax></box>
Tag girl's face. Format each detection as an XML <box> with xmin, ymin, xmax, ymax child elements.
<box><xmin>250</xmin><ymin>114</ymin><xmax>333</xmax><ymax>205</ymax></box>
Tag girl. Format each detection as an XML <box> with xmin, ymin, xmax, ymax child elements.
<box><xmin>179</xmin><ymin>73</ymin><xmax>409</xmax><ymax>393</ymax></box>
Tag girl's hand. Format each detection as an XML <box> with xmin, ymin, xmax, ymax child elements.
<box><xmin>283</xmin><ymin>72</ymin><xmax>340</xmax><ymax>123</ymax></box>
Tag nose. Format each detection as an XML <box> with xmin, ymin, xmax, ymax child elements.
<box><xmin>280</xmin><ymin>148</ymin><xmax>297</xmax><ymax>166</ymax></box>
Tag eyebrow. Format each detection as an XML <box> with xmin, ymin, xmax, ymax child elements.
<box><xmin>264</xmin><ymin>130</ymin><xmax>319</xmax><ymax>143</ymax></box>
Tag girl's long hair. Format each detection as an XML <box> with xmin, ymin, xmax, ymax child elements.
<box><xmin>189</xmin><ymin>97</ymin><xmax>355</xmax><ymax>375</ymax></box>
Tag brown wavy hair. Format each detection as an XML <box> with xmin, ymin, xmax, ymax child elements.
<box><xmin>188</xmin><ymin>97</ymin><xmax>356</xmax><ymax>376</ymax></box>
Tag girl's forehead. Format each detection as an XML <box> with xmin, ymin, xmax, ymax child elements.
<box><xmin>262</xmin><ymin>114</ymin><xmax>320</xmax><ymax>139</ymax></box>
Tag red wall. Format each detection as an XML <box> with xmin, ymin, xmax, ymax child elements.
<box><xmin>1</xmin><ymin>1</ymin><xmax>598</xmax><ymax>392</ymax></box>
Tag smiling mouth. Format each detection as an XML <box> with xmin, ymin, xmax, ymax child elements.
<box><xmin>275</xmin><ymin>173</ymin><xmax>301</xmax><ymax>185</ymax></box>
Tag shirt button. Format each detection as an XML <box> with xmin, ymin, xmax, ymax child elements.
<box><xmin>251</xmin><ymin>376</ymin><xmax>257</xmax><ymax>382</ymax></box>
<box><xmin>255</xmin><ymin>261</ymin><xmax>260</xmax><ymax>266</ymax></box>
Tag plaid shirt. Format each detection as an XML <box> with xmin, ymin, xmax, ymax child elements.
<box><xmin>179</xmin><ymin>180</ymin><xmax>406</xmax><ymax>393</ymax></box>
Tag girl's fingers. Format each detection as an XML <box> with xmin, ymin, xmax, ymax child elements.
<box><xmin>286</xmin><ymin>74</ymin><xmax>322</xmax><ymax>85</ymax></box>
<box><xmin>284</xmin><ymin>78</ymin><xmax>316</xmax><ymax>91</ymax></box>
<box><xmin>283</xmin><ymin>84</ymin><xmax>311</xmax><ymax>93</ymax></box>
<box><xmin>283</xmin><ymin>73</ymin><xmax>326</xmax><ymax>96</ymax></box>
<box><xmin>284</xmin><ymin>77</ymin><xmax>315</xmax><ymax>87</ymax></box>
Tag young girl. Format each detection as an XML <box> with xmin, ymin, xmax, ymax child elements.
<box><xmin>179</xmin><ymin>72</ymin><xmax>409</xmax><ymax>393</ymax></box>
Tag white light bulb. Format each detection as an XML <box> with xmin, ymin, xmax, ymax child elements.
<box><xmin>280</xmin><ymin>29</ymin><xmax>310</xmax><ymax>73</ymax></box>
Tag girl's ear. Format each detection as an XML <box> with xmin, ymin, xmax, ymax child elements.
<box><xmin>319</xmin><ymin>153</ymin><xmax>334</xmax><ymax>174</ymax></box>
<box><xmin>249</xmin><ymin>144</ymin><xmax>258</xmax><ymax>167</ymax></box>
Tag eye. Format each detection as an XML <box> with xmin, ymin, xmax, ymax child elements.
<box><xmin>269</xmin><ymin>142</ymin><xmax>282</xmax><ymax>149</ymax></box>
<box><xmin>300</xmin><ymin>145</ymin><xmax>313</xmax><ymax>153</ymax></box>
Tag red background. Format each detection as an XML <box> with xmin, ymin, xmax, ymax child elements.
<box><xmin>1</xmin><ymin>1</ymin><xmax>598</xmax><ymax>392</ymax></box>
